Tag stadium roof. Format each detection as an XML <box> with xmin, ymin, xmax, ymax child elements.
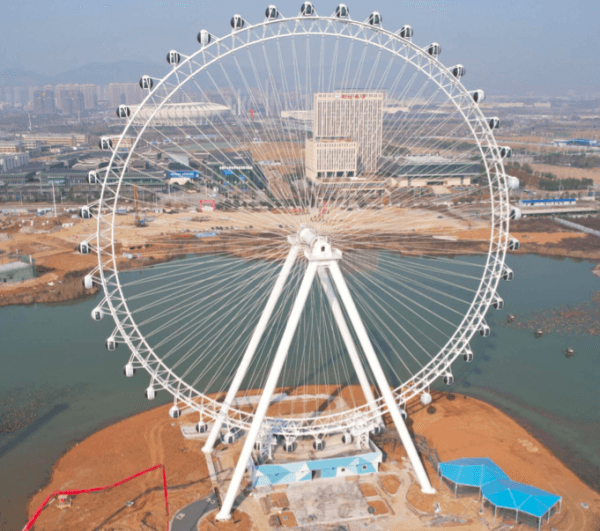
<box><xmin>439</xmin><ymin>458</ymin><xmax>508</xmax><ymax>488</ymax></box>
<box><xmin>481</xmin><ymin>479</ymin><xmax>561</xmax><ymax>519</ymax></box>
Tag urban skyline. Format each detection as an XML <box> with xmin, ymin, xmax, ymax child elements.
<box><xmin>1</xmin><ymin>0</ymin><xmax>599</xmax><ymax>98</ymax></box>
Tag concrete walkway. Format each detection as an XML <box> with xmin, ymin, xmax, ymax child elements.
<box><xmin>170</xmin><ymin>492</ymin><xmax>218</xmax><ymax>531</ymax></box>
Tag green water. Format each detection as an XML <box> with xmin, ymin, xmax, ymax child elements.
<box><xmin>0</xmin><ymin>254</ymin><xmax>599</xmax><ymax>530</ymax></box>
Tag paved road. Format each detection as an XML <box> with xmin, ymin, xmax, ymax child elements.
<box><xmin>171</xmin><ymin>492</ymin><xmax>218</xmax><ymax>531</ymax></box>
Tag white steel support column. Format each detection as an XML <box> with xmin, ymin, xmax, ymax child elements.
<box><xmin>328</xmin><ymin>261</ymin><xmax>436</xmax><ymax>494</ymax></box>
<box><xmin>216</xmin><ymin>261</ymin><xmax>319</xmax><ymax>521</ymax></box>
<box><xmin>203</xmin><ymin>245</ymin><xmax>300</xmax><ymax>453</ymax></box>
<box><xmin>317</xmin><ymin>267</ymin><xmax>382</xmax><ymax>426</ymax></box>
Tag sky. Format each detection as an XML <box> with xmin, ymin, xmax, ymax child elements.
<box><xmin>1</xmin><ymin>0</ymin><xmax>598</xmax><ymax>97</ymax></box>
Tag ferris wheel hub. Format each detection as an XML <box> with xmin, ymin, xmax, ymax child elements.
<box><xmin>290</xmin><ymin>225</ymin><xmax>342</xmax><ymax>262</ymax></box>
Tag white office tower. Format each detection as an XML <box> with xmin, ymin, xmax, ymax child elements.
<box><xmin>310</xmin><ymin>92</ymin><xmax>384</xmax><ymax>178</ymax></box>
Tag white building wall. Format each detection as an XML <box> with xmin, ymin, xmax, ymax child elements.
<box><xmin>0</xmin><ymin>153</ymin><xmax>30</xmax><ymax>172</ymax></box>
<box><xmin>313</xmin><ymin>92</ymin><xmax>383</xmax><ymax>173</ymax></box>
<box><xmin>305</xmin><ymin>139</ymin><xmax>358</xmax><ymax>180</ymax></box>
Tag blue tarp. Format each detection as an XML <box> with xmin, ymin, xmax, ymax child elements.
<box><xmin>481</xmin><ymin>479</ymin><xmax>561</xmax><ymax>518</ymax></box>
<box><xmin>439</xmin><ymin>458</ymin><xmax>508</xmax><ymax>487</ymax></box>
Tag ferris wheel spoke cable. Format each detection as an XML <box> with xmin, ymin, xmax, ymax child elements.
<box><xmin>243</xmin><ymin>51</ymin><xmax>305</xmax><ymax>217</ymax></box>
<box><xmin>259</xmin><ymin>44</ymin><xmax>301</xmax><ymax>187</ymax></box>
<box><xmin>161</xmin><ymin>272</ymin><xmax>279</xmax><ymax>384</ymax></box>
<box><xmin>208</xmin><ymin>265</ymin><xmax>302</xmax><ymax>402</ymax></box>
<box><xmin>375</xmin><ymin>255</ymin><xmax>479</xmax><ymax>298</ymax></box>
<box><xmin>347</xmin><ymin>265</ymin><xmax>463</xmax><ymax>334</ymax></box>
<box><xmin>148</xmin><ymin>261</ymin><xmax>280</xmax><ymax>353</ymax></box>
<box><xmin>123</xmin><ymin>254</ymin><xmax>258</xmax><ymax>291</ymax></box>
<box><xmin>373</xmin><ymin>252</ymin><xmax>483</xmax><ymax>282</ymax></box>
<box><xmin>359</xmin><ymin>262</ymin><xmax>475</xmax><ymax>314</ymax></box>
<box><xmin>132</xmin><ymin>257</ymin><xmax>279</xmax><ymax>330</ymax></box>
<box><xmin>347</xmin><ymin>272</ymin><xmax>445</xmax><ymax>361</ymax></box>
<box><xmin>144</xmin><ymin>264</ymin><xmax>277</xmax><ymax>353</ymax></box>
<box><xmin>320</xmin><ymin>70</ymin><xmax>428</xmax><ymax>219</ymax></box>
<box><xmin>349</xmin><ymin>294</ymin><xmax>406</xmax><ymax>386</ymax></box>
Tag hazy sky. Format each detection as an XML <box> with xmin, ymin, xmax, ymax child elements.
<box><xmin>1</xmin><ymin>0</ymin><xmax>598</xmax><ymax>97</ymax></box>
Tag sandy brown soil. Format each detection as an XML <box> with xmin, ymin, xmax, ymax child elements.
<box><xmin>381</xmin><ymin>475</ymin><xmax>401</xmax><ymax>495</ymax></box>
<box><xmin>407</xmin><ymin>393</ymin><xmax>600</xmax><ymax>531</ymax></box>
<box><xmin>457</xmin><ymin>218</ymin><xmax>600</xmax><ymax>262</ymax></box>
<box><xmin>2</xmin><ymin>208</ymin><xmax>598</xmax><ymax>310</ymax></box>
<box><xmin>367</xmin><ymin>499</ymin><xmax>389</xmax><ymax>515</ymax></box>
<box><xmin>26</xmin><ymin>387</ymin><xmax>600</xmax><ymax>531</ymax></box>
<box><xmin>26</xmin><ymin>403</ymin><xmax>213</xmax><ymax>531</ymax></box>
<box><xmin>0</xmin><ymin>205</ymin><xmax>483</xmax><ymax>307</ymax></box>
<box><xmin>358</xmin><ymin>482</ymin><xmax>378</xmax><ymax>497</ymax></box>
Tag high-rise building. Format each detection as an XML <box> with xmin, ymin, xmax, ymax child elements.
<box><xmin>33</xmin><ymin>91</ymin><xmax>45</xmax><ymax>114</ymax></box>
<box><xmin>312</xmin><ymin>92</ymin><xmax>384</xmax><ymax>173</ymax></box>
<box><xmin>72</xmin><ymin>91</ymin><xmax>85</xmax><ymax>113</ymax></box>
<box><xmin>60</xmin><ymin>91</ymin><xmax>73</xmax><ymax>114</ymax></box>
<box><xmin>44</xmin><ymin>90</ymin><xmax>56</xmax><ymax>114</ymax></box>
<box><xmin>81</xmin><ymin>84</ymin><xmax>98</xmax><ymax>109</ymax></box>
<box><xmin>32</xmin><ymin>88</ymin><xmax>56</xmax><ymax>114</ymax></box>
<box><xmin>108</xmin><ymin>83</ymin><xmax>144</xmax><ymax>108</ymax></box>
<box><xmin>28</xmin><ymin>86</ymin><xmax>38</xmax><ymax>110</ymax></box>
<box><xmin>18</xmin><ymin>89</ymin><xmax>29</xmax><ymax>108</ymax></box>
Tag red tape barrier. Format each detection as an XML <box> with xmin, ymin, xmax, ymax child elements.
<box><xmin>23</xmin><ymin>464</ymin><xmax>170</xmax><ymax>531</ymax></box>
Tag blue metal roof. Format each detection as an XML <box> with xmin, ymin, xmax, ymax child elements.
<box><xmin>439</xmin><ymin>458</ymin><xmax>508</xmax><ymax>487</ymax></box>
<box><xmin>521</xmin><ymin>198</ymin><xmax>576</xmax><ymax>204</ymax></box>
<box><xmin>481</xmin><ymin>479</ymin><xmax>561</xmax><ymax>518</ymax></box>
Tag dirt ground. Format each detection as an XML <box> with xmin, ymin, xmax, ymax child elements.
<box><xmin>359</xmin><ymin>482</ymin><xmax>378</xmax><ymax>497</ymax></box>
<box><xmin>3</xmin><ymin>205</ymin><xmax>598</xmax><ymax>308</ymax></box>
<box><xmin>26</xmin><ymin>387</ymin><xmax>600</xmax><ymax>531</ymax></box>
<box><xmin>367</xmin><ymin>499</ymin><xmax>389</xmax><ymax>515</ymax></box>
<box><xmin>381</xmin><ymin>475</ymin><xmax>401</xmax><ymax>495</ymax></box>
<box><xmin>457</xmin><ymin>218</ymin><xmax>600</xmax><ymax>261</ymax></box>
<box><xmin>407</xmin><ymin>393</ymin><xmax>600</xmax><ymax>531</ymax></box>
<box><xmin>0</xmin><ymin>205</ymin><xmax>485</xmax><ymax>307</ymax></box>
<box><xmin>26</xmin><ymin>403</ymin><xmax>214</xmax><ymax>531</ymax></box>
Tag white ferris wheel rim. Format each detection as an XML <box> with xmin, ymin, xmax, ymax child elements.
<box><xmin>91</xmin><ymin>11</ymin><xmax>510</xmax><ymax>437</ymax></box>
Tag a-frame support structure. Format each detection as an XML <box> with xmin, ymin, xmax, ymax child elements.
<box><xmin>212</xmin><ymin>228</ymin><xmax>435</xmax><ymax>520</ymax></box>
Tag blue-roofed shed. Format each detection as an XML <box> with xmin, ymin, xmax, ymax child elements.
<box><xmin>482</xmin><ymin>479</ymin><xmax>561</xmax><ymax>530</ymax></box>
<box><xmin>438</xmin><ymin>458</ymin><xmax>508</xmax><ymax>493</ymax></box>
<box><xmin>438</xmin><ymin>458</ymin><xmax>562</xmax><ymax>530</ymax></box>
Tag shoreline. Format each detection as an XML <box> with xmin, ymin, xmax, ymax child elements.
<box><xmin>24</xmin><ymin>389</ymin><xmax>600</xmax><ymax>531</ymax></box>
<box><xmin>462</xmin><ymin>386</ymin><xmax>600</xmax><ymax>494</ymax></box>
<box><xmin>2</xmin><ymin>245</ymin><xmax>599</xmax><ymax>309</ymax></box>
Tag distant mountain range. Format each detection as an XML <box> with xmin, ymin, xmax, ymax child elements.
<box><xmin>1</xmin><ymin>60</ymin><xmax>170</xmax><ymax>87</ymax></box>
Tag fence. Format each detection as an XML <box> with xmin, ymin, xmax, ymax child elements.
<box><xmin>415</xmin><ymin>435</ymin><xmax>441</xmax><ymax>471</ymax></box>
<box><xmin>23</xmin><ymin>464</ymin><xmax>169</xmax><ymax>531</ymax></box>
<box><xmin>554</xmin><ymin>217</ymin><xmax>600</xmax><ymax>238</ymax></box>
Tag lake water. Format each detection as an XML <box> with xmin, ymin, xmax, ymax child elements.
<box><xmin>1</xmin><ymin>254</ymin><xmax>599</xmax><ymax>530</ymax></box>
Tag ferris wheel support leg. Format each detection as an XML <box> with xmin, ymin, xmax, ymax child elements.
<box><xmin>216</xmin><ymin>261</ymin><xmax>319</xmax><ymax>521</ymax></box>
<box><xmin>317</xmin><ymin>267</ymin><xmax>383</xmax><ymax>426</ymax></box>
<box><xmin>203</xmin><ymin>245</ymin><xmax>300</xmax><ymax>454</ymax></box>
<box><xmin>328</xmin><ymin>261</ymin><xmax>436</xmax><ymax>494</ymax></box>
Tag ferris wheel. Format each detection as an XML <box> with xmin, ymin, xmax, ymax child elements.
<box><xmin>81</xmin><ymin>2</ymin><xmax>521</xmax><ymax>520</ymax></box>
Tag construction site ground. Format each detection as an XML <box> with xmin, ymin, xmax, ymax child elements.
<box><xmin>2</xmin><ymin>206</ymin><xmax>599</xmax><ymax>308</ymax></box>
<box><xmin>26</xmin><ymin>387</ymin><xmax>600</xmax><ymax>531</ymax></box>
